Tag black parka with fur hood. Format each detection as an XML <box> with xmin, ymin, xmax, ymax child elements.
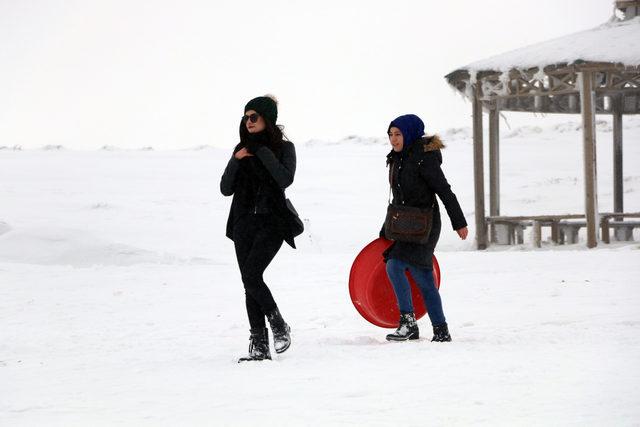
<box><xmin>382</xmin><ymin>136</ymin><xmax>467</xmax><ymax>268</ymax></box>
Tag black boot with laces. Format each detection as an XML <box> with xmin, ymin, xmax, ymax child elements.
<box><xmin>238</xmin><ymin>327</ymin><xmax>272</xmax><ymax>363</ymax></box>
<box><xmin>431</xmin><ymin>323</ymin><xmax>452</xmax><ymax>342</ymax></box>
<box><xmin>267</xmin><ymin>308</ymin><xmax>291</xmax><ymax>354</ymax></box>
<box><xmin>386</xmin><ymin>312</ymin><xmax>419</xmax><ymax>341</ymax></box>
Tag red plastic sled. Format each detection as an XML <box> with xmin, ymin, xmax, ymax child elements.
<box><xmin>349</xmin><ymin>238</ymin><xmax>441</xmax><ymax>328</ymax></box>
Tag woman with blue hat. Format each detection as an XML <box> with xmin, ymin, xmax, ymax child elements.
<box><xmin>382</xmin><ymin>114</ymin><xmax>468</xmax><ymax>342</ymax></box>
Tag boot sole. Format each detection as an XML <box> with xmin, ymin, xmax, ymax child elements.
<box><xmin>385</xmin><ymin>332</ymin><xmax>420</xmax><ymax>342</ymax></box>
<box><xmin>238</xmin><ymin>356</ymin><xmax>272</xmax><ymax>363</ymax></box>
<box><xmin>274</xmin><ymin>341</ymin><xmax>290</xmax><ymax>354</ymax></box>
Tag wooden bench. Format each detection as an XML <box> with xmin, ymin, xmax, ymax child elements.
<box><xmin>490</xmin><ymin>219</ymin><xmax>530</xmax><ymax>245</ymax></box>
<box><xmin>487</xmin><ymin>212</ymin><xmax>640</xmax><ymax>247</ymax></box>
<box><xmin>558</xmin><ymin>220</ymin><xmax>586</xmax><ymax>244</ymax></box>
<box><xmin>487</xmin><ymin>215</ymin><xmax>585</xmax><ymax>248</ymax></box>
<box><xmin>600</xmin><ymin>213</ymin><xmax>640</xmax><ymax>243</ymax></box>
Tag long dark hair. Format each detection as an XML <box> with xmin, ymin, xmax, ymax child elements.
<box><xmin>239</xmin><ymin>117</ymin><xmax>288</xmax><ymax>151</ymax></box>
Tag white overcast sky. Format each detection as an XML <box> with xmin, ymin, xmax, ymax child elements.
<box><xmin>0</xmin><ymin>0</ymin><xmax>613</xmax><ymax>149</ymax></box>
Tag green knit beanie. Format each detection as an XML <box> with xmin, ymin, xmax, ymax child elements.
<box><xmin>244</xmin><ymin>95</ymin><xmax>278</xmax><ymax>125</ymax></box>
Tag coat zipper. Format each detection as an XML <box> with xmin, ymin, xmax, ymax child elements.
<box><xmin>254</xmin><ymin>185</ymin><xmax>261</xmax><ymax>214</ymax></box>
<box><xmin>397</xmin><ymin>156</ymin><xmax>405</xmax><ymax>205</ymax></box>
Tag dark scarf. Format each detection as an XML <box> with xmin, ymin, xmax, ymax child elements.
<box><xmin>239</xmin><ymin>131</ymin><xmax>281</xmax><ymax>185</ymax></box>
<box><xmin>244</xmin><ymin>130</ymin><xmax>282</xmax><ymax>156</ymax></box>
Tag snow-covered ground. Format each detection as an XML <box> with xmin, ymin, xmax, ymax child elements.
<box><xmin>2</xmin><ymin>117</ymin><xmax>640</xmax><ymax>426</ymax></box>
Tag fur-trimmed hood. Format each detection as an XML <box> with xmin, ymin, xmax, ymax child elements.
<box><xmin>420</xmin><ymin>135</ymin><xmax>445</xmax><ymax>152</ymax></box>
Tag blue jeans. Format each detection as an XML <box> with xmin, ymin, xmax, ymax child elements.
<box><xmin>386</xmin><ymin>258</ymin><xmax>446</xmax><ymax>326</ymax></box>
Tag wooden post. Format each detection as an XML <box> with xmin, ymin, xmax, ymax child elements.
<box><xmin>473</xmin><ymin>84</ymin><xmax>487</xmax><ymax>249</ymax></box>
<box><xmin>489</xmin><ymin>107</ymin><xmax>500</xmax><ymax>243</ymax></box>
<box><xmin>601</xmin><ymin>216</ymin><xmax>611</xmax><ymax>244</ymax></box>
<box><xmin>579</xmin><ymin>71</ymin><xmax>599</xmax><ymax>248</ymax></box>
<box><xmin>613</xmin><ymin>95</ymin><xmax>623</xmax><ymax>221</ymax></box>
<box><xmin>516</xmin><ymin>224</ymin><xmax>524</xmax><ymax>244</ymax></box>
<box><xmin>551</xmin><ymin>220</ymin><xmax>559</xmax><ymax>244</ymax></box>
<box><xmin>532</xmin><ymin>220</ymin><xmax>542</xmax><ymax>248</ymax></box>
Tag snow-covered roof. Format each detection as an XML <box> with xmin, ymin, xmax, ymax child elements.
<box><xmin>456</xmin><ymin>16</ymin><xmax>640</xmax><ymax>73</ymax></box>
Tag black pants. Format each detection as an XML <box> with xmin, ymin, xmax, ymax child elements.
<box><xmin>233</xmin><ymin>214</ymin><xmax>284</xmax><ymax>330</ymax></box>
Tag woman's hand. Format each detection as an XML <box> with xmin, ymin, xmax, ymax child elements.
<box><xmin>234</xmin><ymin>148</ymin><xmax>254</xmax><ymax>160</ymax></box>
<box><xmin>456</xmin><ymin>227</ymin><xmax>468</xmax><ymax>240</ymax></box>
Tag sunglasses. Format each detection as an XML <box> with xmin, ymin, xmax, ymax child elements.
<box><xmin>242</xmin><ymin>113</ymin><xmax>260</xmax><ymax>124</ymax></box>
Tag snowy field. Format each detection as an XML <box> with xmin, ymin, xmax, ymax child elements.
<box><xmin>2</xmin><ymin>118</ymin><xmax>640</xmax><ymax>426</ymax></box>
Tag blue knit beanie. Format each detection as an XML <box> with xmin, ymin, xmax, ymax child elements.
<box><xmin>388</xmin><ymin>114</ymin><xmax>425</xmax><ymax>151</ymax></box>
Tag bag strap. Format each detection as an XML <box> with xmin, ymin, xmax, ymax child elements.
<box><xmin>388</xmin><ymin>157</ymin><xmax>406</xmax><ymax>206</ymax></box>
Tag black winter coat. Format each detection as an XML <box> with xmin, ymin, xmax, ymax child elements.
<box><xmin>382</xmin><ymin>136</ymin><xmax>467</xmax><ymax>268</ymax></box>
<box><xmin>220</xmin><ymin>139</ymin><xmax>298</xmax><ymax>248</ymax></box>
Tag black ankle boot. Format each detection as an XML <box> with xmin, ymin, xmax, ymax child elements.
<box><xmin>238</xmin><ymin>327</ymin><xmax>271</xmax><ymax>363</ymax></box>
<box><xmin>432</xmin><ymin>323</ymin><xmax>452</xmax><ymax>342</ymax></box>
<box><xmin>386</xmin><ymin>312</ymin><xmax>419</xmax><ymax>341</ymax></box>
<box><xmin>267</xmin><ymin>308</ymin><xmax>291</xmax><ymax>354</ymax></box>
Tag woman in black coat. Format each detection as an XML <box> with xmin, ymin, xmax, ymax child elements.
<box><xmin>382</xmin><ymin>114</ymin><xmax>468</xmax><ymax>343</ymax></box>
<box><xmin>220</xmin><ymin>95</ymin><xmax>297</xmax><ymax>362</ymax></box>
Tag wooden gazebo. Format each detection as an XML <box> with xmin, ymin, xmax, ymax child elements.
<box><xmin>446</xmin><ymin>1</ymin><xmax>640</xmax><ymax>249</ymax></box>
